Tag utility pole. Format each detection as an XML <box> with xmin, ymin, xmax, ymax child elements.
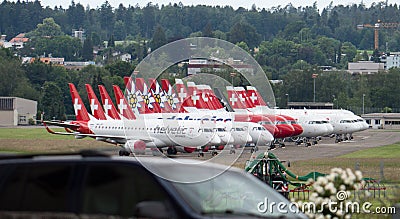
<box><xmin>362</xmin><ymin>93</ymin><xmax>366</xmax><ymax>114</ymax></box>
<box><xmin>312</xmin><ymin>74</ymin><xmax>318</xmax><ymax>102</ymax></box>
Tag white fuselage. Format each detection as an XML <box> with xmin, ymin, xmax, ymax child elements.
<box><xmin>88</xmin><ymin>118</ymin><xmax>222</xmax><ymax>148</ymax></box>
<box><xmin>274</xmin><ymin>109</ymin><xmax>334</xmax><ymax>137</ymax></box>
<box><xmin>277</xmin><ymin>109</ymin><xmax>367</xmax><ymax>135</ymax></box>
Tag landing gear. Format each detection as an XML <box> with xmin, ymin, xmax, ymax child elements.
<box><xmin>229</xmin><ymin>145</ymin><xmax>236</xmax><ymax>154</ymax></box>
<box><xmin>119</xmin><ymin>150</ymin><xmax>130</xmax><ymax>156</ymax></box>
<box><xmin>198</xmin><ymin>151</ymin><xmax>204</xmax><ymax>157</ymax></box>
<box><xmin>251</xmin><ymin>146</ymin><xmax>259</xmax><ymax>153</ymax></box>
<box><xmin>166</xmin><ymin>147</ymin><xmax>178</xmax><ymax>155</ymax></box>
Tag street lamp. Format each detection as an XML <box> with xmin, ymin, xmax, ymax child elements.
<box><xmin>133</xmin><ymin>70</ymin><xmax>139</xmax><ymax>80</ymax></box>
<box><xmin>362</xmin><ymin>93</ymin><xmax>366</xmax><ymax>115</ymax></box>
<box><xmin>230</xmin><ymin>72</ymin><xmax>236</xmax><ymax>86</ymax></box>
<box><xmin>285</xmin><ymin>93</ymin><xmax>289</xmax><ymax>108</ymax></box>
<box><xmin>312</xmin><ymin>73</ymin><xmax>318</xmax><ymax>102</ymax></box>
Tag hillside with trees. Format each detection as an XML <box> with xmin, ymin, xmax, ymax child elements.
<box><xmin>1</xmin><ymin>0</ymin><xmax>400</xmax><ymax>119</ymax></box>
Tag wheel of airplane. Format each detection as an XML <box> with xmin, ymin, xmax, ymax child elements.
<box><xmin>167</xmin><ymin>147</ymin><xmax>177</xmax><ymax>155</ymax></box>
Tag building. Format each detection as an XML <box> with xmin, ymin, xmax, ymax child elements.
<box><xmin>0</xmin><ymin>33</ymin><xmax>29</xmax><ymax>49</ymax></box>
<box><xmin>348</xmin><ymin>61</ymin><xmax>385</xmax><ymax>75</ymax></box>
<box><xmin>187</xmin><ymin>59</ymin><xmax>253</xmax><ymax>75</ymax></box>
<box><xmin>0</xmin><ymin>97</ymin><xmax>37</xmax><ymax>126</ymax></box>
<box><xmin>34</xmin><ymin>57</ymin><xmax>65</xmax><ymax>66</ymax></box>
<box><xmin>72</xmin><ymin>29</ymin><xmax>85</xmax><ymax>42</ymax></box>
<box><xmin>381</xmin><ymin>52</ymin><xmax>400</xmax><ymax>70</ymax></box>
<box><xmin>287</xmin><ymin>102</ymin><xmax>334</xmax><ymax>109</ymax></box>
<box><xmin>64</xmin><ymin>61</ymin><xmax>95</xmax><ymax>71</ymax></box>
<box><xmin>362</xmin><ymin>113</ymin><xmax>400</xmax><ymax>129</ymax></box>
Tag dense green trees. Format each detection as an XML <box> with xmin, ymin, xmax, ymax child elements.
<box><xmin>1</xmin><ymin>1</ymin><xmax>400</xmax><ymax>118</ymax></box>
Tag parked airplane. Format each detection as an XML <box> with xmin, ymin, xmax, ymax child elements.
<box><xmin>44</xmin><ymin>83</ymin><xmax>223</xmax><ymax>156</ymax></box>
<box><xmin>120</xmin><ymin>79</ymin><xmax>274</xmax><ymax>154</ymax></box>
<box><xmin>246</xmin><ymin>86</ymin><xmax>367</xmax><ymax>142</ymax></box>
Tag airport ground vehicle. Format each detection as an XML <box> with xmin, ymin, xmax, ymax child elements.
<box><xmin>0</xmin><ymin>151</ymin><xmax>305</xmax><ymax>218</ymax></box>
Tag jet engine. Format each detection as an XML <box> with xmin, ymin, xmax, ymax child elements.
<box><xmin>124</xmin><ymin>140</ymin><xmax>146</xmax><ymax>155</ymax></box>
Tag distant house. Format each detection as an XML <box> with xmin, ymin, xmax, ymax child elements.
<box><xmin>348</xmin><ymin>61</ymin><xmax>385</xmax><ymax>75</ymax></box>
<box><xmin>0</xmin><ymin>33</ymin><xmax>29</xmax><ymax>49</ymax></box>
<box><xmin>9</xmin><ymin>33</ymin><xmax>29</xmax><ymax>49</ymax></box>
<box><xmin>30</xmin><ymin>57</ymin><xmax>65</xmax><ymax>66</ymax></box>
<box><xmin>0</xmin><ymin>97</ymin><xmax>37</xmax><ymax>126</ymax></box>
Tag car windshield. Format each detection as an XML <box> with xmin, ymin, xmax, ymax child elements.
<box><xmin>159</xmin><ymin>165</ymin><xmax>304</xmax><ymax>218</ymax></box>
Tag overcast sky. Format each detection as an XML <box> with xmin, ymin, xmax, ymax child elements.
<box><xmin>37</xmin><ymin>0</ymin><xmax>385</xmax><ymax>12</ymax></box>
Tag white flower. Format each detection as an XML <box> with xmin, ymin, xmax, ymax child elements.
<box><xmin>315</xmin><ymin>185</ymin><xmax>324</xmax><ymax>195</ymax></box>
<box><xmin>355</xmin><ymin>170</ymin><xmax>363</xmax><ymax>180</ymax></box>
<box><xmin>339</xmin><ymin>184</ymin><xmax>346</xmax><ymax>191</ymax></box>
<box><xmin>336</xmin><ymin>209</ymin><xmax>344</xmax><ymax>217</ymax></box>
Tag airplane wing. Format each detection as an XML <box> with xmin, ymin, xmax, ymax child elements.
<box><xmin>43</xmin><ymin>120</ymin><xmax>80</xmax><ymax>129</ymax></box>
<box><xmin>43</xmin><ymin>121</ymin><xmax>154</xmax><ymax>143</ymax></box>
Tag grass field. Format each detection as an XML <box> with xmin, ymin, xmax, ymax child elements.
<box><xmin>0</xmin><ymin>127</ymin><xmax>111</xmax><ymax>153</ymax></box>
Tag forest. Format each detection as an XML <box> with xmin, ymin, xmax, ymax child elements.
<box><xmin>1</xmin><ymin>0</ymin><xmax>400</xmax><ymax>119</ymax></box>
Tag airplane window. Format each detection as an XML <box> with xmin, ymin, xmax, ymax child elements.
<box><xmin>203</xmin><ymin>128</ymin><xmax>212</xmax><ymax>132</ymax></box>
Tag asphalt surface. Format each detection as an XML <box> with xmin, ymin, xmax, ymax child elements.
<box><xmin>197</xmin><ymin>128</ymin><xmax>400</xmax><ymax>166</ymax></box>
<box><xmin>269</xmin><ymin>129</ymin><xmax>400</xmax><ymax>161</ymax></box>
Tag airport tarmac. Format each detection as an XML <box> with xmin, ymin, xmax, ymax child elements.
<box><xmin>199</xmin><ymin>128</ymin><xmax>400</xmax><ymax>166</ymax></box>
<box><xmin>268</xmin><ymin>129</ymin><xmax>400</xmax><ymax>161</ymax></box>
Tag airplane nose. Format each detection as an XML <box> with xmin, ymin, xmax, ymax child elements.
<box><xmin>292</xmin><ymin>124</ymin><xmax>304</xmax><ymax>136</ymax></box>
<box><xmin>275</xmin><ymin>125</ymin><xmax>295</xmax><ymax>138</ymax></box>
<box><xmin>258</xmin><ymin>132</ymin><xmax>274</xmax><ymax>145</ymax></box>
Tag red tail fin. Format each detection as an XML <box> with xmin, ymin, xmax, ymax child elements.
<box><xmin>123</xmin><ymin>76</ymin><xmax>141</xmax><ymax>114</ymax></box>
<box><xmin>202</xmin><ymin>85</ymin><xmax>224</xmax><ymax>110</ymax></box>
<box><xmin>175</xmin><ymin>79</ymin><xmax>193</xmax><ymax>111</ymax></box>
<box><xmin>226</xmin><ymin>86</ymin><xmax>247</xmax><ymax>109</ymax></box>
<box><xmin>98</xmin><ymin>85</ymin><xmax>121</xmax><ymax>119</ymax></box>
<box><xmin>148</xmin><ymin>78</ymin><xmax>172</xmax><ymax>113</ymax></box>
<box><xmin>187</xmin><ymin>82</ymin><xmax>208</xmax><ymax>109</ymax></box>
<box><xmin>85</xmin><ymin>84</ymin><xmax>107</xmax><ymax>120</ymax></box>
<box><xmin>195</xmin><ymin>84</ymin><xmax>216</xmax><ymax>110</ymax></box>
<box><xmin>161</xmin><ymin>79</ymin><xmax>180</xmax><ymax>112</ymax></box>
<box><xmin>135</xmin><ymin>78</ymin><xmax>161</xmax><ymax>114</ymax></box>
<box><xmin>246</xmin><ymin>86</ymin><xmax>267</xmax><ymax>106</ymax></box>
<box><xmin>113</xmin><ymin>85</ymin><xmax>136</xmax><ymax>119</ymax></box>
<box><xmin>197</xmin><ymin>85</ymin><xmax>224</xmax><ymax>110</ymax></box>
<box><xmin>234</xmin><ymin>87</ymin><xmax>256</xmax><ymax>109</ymax></box>
<box><xmin>69</xmin><ymin>83</ymin><xmax>90</xmax><ymax>121</ymax></box>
